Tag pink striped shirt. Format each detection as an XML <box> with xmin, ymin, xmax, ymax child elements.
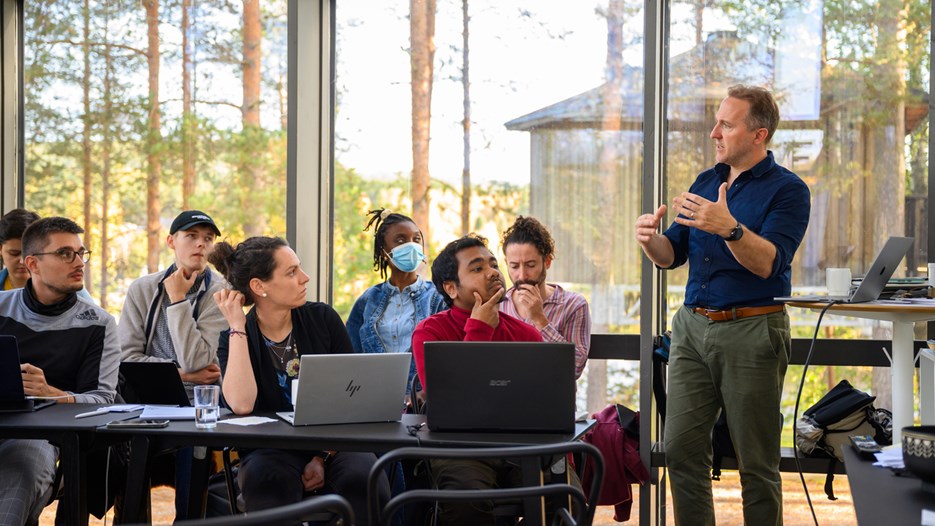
<box><xmin>500</xmin><ymin>284</ymin><xmax>590</xmax><ymax>378</ymax></box>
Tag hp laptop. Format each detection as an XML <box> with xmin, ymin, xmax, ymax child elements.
<box><xmin>775</xmin><ymin>236</ymin><xmax>914</xmax><ymax>304</ymax></box>
<box><xmin>0</xmin><ymin>335</ymin><xmax>56</xmax><ymax>412</ymax></box>
<box><xmin>277</xmin><ymin>353</ymin><xmax>411</xmax><ymax>426</ymax></box>
<box><xmin>423</xmin><ymin>342</ymin><xmax>576</xmax><ymax>433</ymax></box>
<box><xmin>119</xmin><ymin>361</ymin><xmax>192</xmax><ymax>406</ymax></box>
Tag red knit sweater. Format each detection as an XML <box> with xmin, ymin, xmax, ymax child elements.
<box><xmin>411</xmin><ymin>305</ymin><xmax>542</xmax><ymax>390</ymax></box>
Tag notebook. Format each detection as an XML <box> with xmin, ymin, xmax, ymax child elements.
<box><xmin>423</xmin><ymin>341</ymin><xmax>576</xmax><ymax>433</ymax></box>
<box><xmin>0</xmin><ymin>335</ymin><xmax>56</xmax><ymax>412</ymax></box>
<box><xmin>775</xmin><ymin>236</ymin><xmax>914</xmax><ymax>304</ymax></box>
<box><xmin>277</xmin><ymin>353</ymin><xmax>411</xmax><ymax>426</ymax></box>
<box><xmin>119</xmin><ymin>361</ymin><xmax>192</xmax><ymax>406</ymax></box>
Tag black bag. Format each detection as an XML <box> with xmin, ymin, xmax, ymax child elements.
<box><xmin>794</xmin><ymin>379</ymin><xmax>892</xmax><ymax>500</ymax></box>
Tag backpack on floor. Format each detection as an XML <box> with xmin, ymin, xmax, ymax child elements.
<box><xmin>794</xmin><ymin>379</ymin><xmax>892</xmax><ymax>499</ymax></box>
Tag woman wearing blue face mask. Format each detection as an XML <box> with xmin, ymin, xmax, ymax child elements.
<box><xmin>345</xmin><ymin>208</ymin><xmax>447</xmax><ymax>397</ymax></box>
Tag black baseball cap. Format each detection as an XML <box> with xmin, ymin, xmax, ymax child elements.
<box><xmin>170</xmin><ymin>210</ymin><xmax>221</xmax><ymax>236</ymax></box>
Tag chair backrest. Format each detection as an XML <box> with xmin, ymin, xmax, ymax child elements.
<box><xmin>408</xmin><ymin>373</ymin><xmax>426</xmax><ymax>415</ymax></box>
<box><xmin>367</xmin><ymin>441</ymin><xmax>604</xmax><ymax>526</ymax></box>
<box><xmin>124</xmin><ymin>494</ymin><xmax>355</xmax><ymax>526</ymax></box>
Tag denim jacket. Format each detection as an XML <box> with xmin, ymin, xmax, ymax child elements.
<box><xmin>346</xmin><ymin>278</ymin><xmax>447</xmax><ymax>390</ymax></box>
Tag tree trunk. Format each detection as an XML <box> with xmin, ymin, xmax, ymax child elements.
<box><xmin>181</xmin><ymin>0</ymin><xmax>195</xmax><ymax>209</ymax></box>
<box><xmin>410</xmin><ymin>0</ymin><xmax>436</xmax><ymax>239</ymax></box>
<box><xmin>279</xmin><ymin>71</ymin><xmax>287</xmax><ymax>132</ymax></box>
<box><xmin>81</xmin><ymin>0</ymin><xmax>93</xmax><ymax>293</ymax></box>
<box><xmin>694</xmin><ymin>0</ymin><xmax>704</xmax><ymax>46</ymax></box>
<box><xmin>460</xmin><ymin>0</ymin><xmax>470</xmax><ymax>236</ymax></box>
<box><xmin>100</xmin><ymin>21</ymin><xmax>113</xmax><ymax>310</ymax></box>
<box><xmin>868</xmin><ymin>0</ymin><xmax>909</xmax><ymax>410</ymax></box>
<box><xmin>586</xmin><ymin>0</ymin><xmax>626</xmax><ymax>412</ymax></box>
<box><xmin>144</xmin><ymin>0</ymin><xmax>161</xmax><ymax>273</ymax></box>
<box><xmin>242</xmin><ymin>0</ymin><xmax>265</xmax><ymax>236</ymax></box>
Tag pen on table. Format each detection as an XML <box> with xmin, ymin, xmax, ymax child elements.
<box><xmin>74</xmin><ymin>408</ymin><xmax>109</xmax><ymax>419</ymax></box>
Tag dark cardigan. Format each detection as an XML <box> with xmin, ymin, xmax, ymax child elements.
<box><xmin>217</xmin><ymin>301</ymin><xmax>355</xmax><ymax>413</ymax></box>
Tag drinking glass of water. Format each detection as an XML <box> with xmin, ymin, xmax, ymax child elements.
<box><xmin>194</xmin><ymin>385</ymin><xmax>220</xmax><ymax>429</ymax></box>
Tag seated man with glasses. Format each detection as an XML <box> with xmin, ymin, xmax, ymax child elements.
<box><xmin>0</xmin><ymin>208</ymin><xmax>95</xmax><ymax>301</ymax></box>
<box><xmin>0</xmin><ymin>217</ymin><xmax>120</xmax><ymax>525</ymax></box>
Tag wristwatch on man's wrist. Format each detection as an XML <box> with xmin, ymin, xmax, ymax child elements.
<box><xmin>724</xmin><ymin>222</ymin><xmax>744</xmax><ymax>242</ymax></box>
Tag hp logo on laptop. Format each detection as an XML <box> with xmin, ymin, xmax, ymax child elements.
<box><xmin>346</xmin><ymin>381</ymin><xmax>361</xmax><ymax>397</ymax></box>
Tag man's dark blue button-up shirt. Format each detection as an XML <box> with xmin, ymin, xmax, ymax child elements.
<box><xmin>661</xmin><ymin>151</ymin><xmax>811</xmax><ymax>309</ymax></box>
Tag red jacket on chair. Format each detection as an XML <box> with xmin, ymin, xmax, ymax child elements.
<box><xmin>581</xmin><ymin>404</ymin><xmax>650</xmax><ymax>522</ymax></box>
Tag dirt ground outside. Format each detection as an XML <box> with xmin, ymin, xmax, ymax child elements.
<box><xmin>39</xmin><ymin>471</ymin><xmax>857</xmax><ymax>525</ymax></box>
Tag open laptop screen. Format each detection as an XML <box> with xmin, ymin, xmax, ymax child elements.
<box><xmin>0</xmin><ymin>335</ymin><xmax>55</xmax><ymax>411</ymax></box>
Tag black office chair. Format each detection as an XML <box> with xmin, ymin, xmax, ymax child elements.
<box><xmin>121</xmin><ymin>494</ymin><xmax>354</xmax><ymax>526</ymax></box>
<box><xmin>408</xmin><ymin>374</ymin><xmax>426</xmax><ymax>415</ymax></box>
<box><xmin>367</xmin><ymin>442</ymin><xmax>604</xmax><ymax>526</ymax></box>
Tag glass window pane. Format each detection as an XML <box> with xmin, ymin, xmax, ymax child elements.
<box><xmin>23</xmin><ymin>0</ymin><xmax>288</xmax><ymax>312</ymax></box>
<box><xmin>666</xmin><ymin>0</ymin><xmax>930</xmax><ymax>432</ymax></box>
<box><xmin>334</xmin><ymin>0</ymin><xmax>644</xmax><ymax>411</ymax></box>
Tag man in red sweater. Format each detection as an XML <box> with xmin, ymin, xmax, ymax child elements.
<box><xmin>412</xmin><ymin>233</ymin><xmax>542</xmax><ymax>389</ymax></box>
<box><xmin>411</xmin><ymin>233</ymin><xmax>542</xmax><ymax>526</ymax></box>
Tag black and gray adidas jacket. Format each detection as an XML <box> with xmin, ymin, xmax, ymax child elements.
<box><xmin>0</xmin><ymin>283</ymin><xmax>119</xmax><ymax>404</ymax></box>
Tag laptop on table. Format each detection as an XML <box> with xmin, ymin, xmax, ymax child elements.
<box><xmin>0</xmin><ymin>335</ymin><xmax>56</xmax><ymax>412</ymax></box>
<box><xmin>423</xmin><ymin>341</ymin><xmax>576</xmax><ymax>433</ymax></box>
<box><xmin>119</xmin><ymin>361</ymin><xmax>192</xmax><ymax>406</ymax></box>
<box><xmin>277</xmin><ymin>353</ymin><xmax>411</xmax><ymax>426</ymax></box>
<box><xmin>775</xmin><ymin>236</ymin><xmax>914</xmax><ymax>304</ymax></box>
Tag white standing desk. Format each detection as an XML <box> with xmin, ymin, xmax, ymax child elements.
<box><xmin>788</xmin><ymin>301</ymin><xmax>935</xmax><ymax>444</ymax></box>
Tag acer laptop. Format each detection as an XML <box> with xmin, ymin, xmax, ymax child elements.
<box><xmin>775</xmin><ymin>236</ymin><xmax>914</xmax><ymax>304</ymax></box>
<box><xmin>0</xmin><ymin>335</ymin><xmax>56</xmax><ymax>412</ymax></box>
<box><xmin>119</xmin><ymin>361</ymin><xmax>192</xmax><ymax>406</ymax></box>
<box><xmin>277</xmin><ymin>353</ymin><xmax>411</xmax><ymax>426</ymax></box>
<box><xmin>423</xmin><ymin>342</ymin><xmax>576</xmax><ymax>433</ymax></box>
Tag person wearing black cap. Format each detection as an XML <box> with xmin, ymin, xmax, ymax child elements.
<box><xmin>117</xmin><ymin>210</ymin><xmax>227</xmax><ymax>519</ymax></box>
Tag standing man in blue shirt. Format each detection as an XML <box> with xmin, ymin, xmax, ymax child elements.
<box><xmin>635</xmin><ymin>85</ymin><xmax>810</xmax><ymax>526</ymax></box>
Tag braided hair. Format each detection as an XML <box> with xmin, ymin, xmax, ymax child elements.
<box><xmin>364</xmin><ymin>208</ymin><xmax>419</xmax><ymax>280</ymax></box>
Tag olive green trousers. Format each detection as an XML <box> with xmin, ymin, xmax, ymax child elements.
<box><xmin>664</xmin><ymin>306</ymin><xmax>790</xmax><ymax>526</ymax></box>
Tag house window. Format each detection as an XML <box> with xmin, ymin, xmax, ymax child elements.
<box><xmin>668</xmin><ymin>0</ymin><xmax>931</xmax><ymax>414</ymax></box>
<box><xmin>22</xmin><ymin>1</ymin><xmax>289</xmax><ymax>310</ymax></box>
<box><xmin>333</xmin><ymin>0</ymin><xmax>645</xmax><ymax>410</ymax></box>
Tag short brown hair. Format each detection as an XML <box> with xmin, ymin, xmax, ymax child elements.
<box><xmin>22</xmin><ymin>217</ymin><xmax>84</xmax><ymax>257</ymax></box>
<box><xmin>727</xmin><ymin>84</ymin><xmax>780</xmax><ymax>144</ymax></box>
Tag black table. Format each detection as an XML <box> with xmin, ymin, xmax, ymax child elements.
<box><xmin>843</xmin><ymin>444</ymin><xmax>935</xmax><ymax>524</ymax></box>
<box><xmin>0</xmin><ymin>403</ymin><xmax>133</xmax><ymax>526</ymax></box>
<box><xmin>101</xmin><ymin>413</ymin><xmax>595</xmax><ymax>525</ymax></box>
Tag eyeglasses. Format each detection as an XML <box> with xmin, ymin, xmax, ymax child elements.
<box><xmin>32</xmin><ymin>248</ymin><xmax>92</xmax><ymax>264</ymax></box>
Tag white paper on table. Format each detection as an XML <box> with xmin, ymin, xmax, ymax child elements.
<box><xmin>872</xmin><ymin>446</ymin><xmax>905</xmax><ymax>469</ymax></box>
<box><xmin>140</xmin><ymin>405</ymin><xmax>196</xmax><ymax>420</ymax></box>
<box><xmin>922</xmin><ymin>509</ymin><xmax>935</xmax><ymax>526</ymax></box>
<box><xmin>220</xmin><ymin>416</ymin><xmax>278</xmax><ymax>426</ymax></box>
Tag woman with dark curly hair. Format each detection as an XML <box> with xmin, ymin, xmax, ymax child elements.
<box><xmin>210</xmin><ymin>236</ymin><xmax>389</xmax><ymax>524</ymax></box>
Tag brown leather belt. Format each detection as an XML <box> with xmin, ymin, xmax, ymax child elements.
<box><xmin>691</xmin><ymin>304</ymin><xmax>785</xmax><ymax>322</ymax></box>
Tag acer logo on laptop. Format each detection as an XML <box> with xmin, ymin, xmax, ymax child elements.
<box><xmin>346</xmin><ymin>380</ymin><xmax>361</xmax><ymax>397</ymax></box>
<box><xmin>489</xmin><ymin>379</ymin><xmax>511</xmax><ymax>387</ymax></box>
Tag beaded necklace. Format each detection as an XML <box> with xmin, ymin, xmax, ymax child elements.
<box><xmin>264</xmin><ymin>332</ymin><xmax>300</xmax><ymax>377</ymax></box>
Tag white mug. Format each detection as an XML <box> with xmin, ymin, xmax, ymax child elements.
<box><xmin>826</xmin><ymin>268</ymin><xmax>852</xmax><ymax>297</ymax></box>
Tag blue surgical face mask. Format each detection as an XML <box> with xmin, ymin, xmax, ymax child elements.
<box><xmin>386</xmin><ymin>242</ymin><xmax>425</xmax><ymax>273</ymax></box>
